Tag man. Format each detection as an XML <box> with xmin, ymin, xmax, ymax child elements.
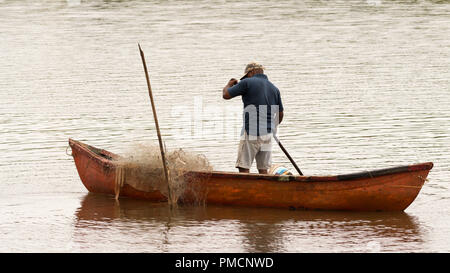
<box><xmin>222</xmin><ymin>62</ymin><xmax>284</xmax><ymax>174</ymax></box>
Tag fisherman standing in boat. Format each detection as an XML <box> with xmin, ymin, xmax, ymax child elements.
<box><xmin>222</xmin><ymin>63</ymin><xmax>284</xmax><ymax>174</ymax></box>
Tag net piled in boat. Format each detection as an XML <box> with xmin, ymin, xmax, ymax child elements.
<box><xmin>114</xmin><ymin>143</ymin><xmax>212</xmax><ymax>205</ymax></box>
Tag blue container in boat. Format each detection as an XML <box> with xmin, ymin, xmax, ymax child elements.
<box><xmin>269</xmin><ymin>164</ymin><xmax>293</xmax><ymax>176</ymax></box>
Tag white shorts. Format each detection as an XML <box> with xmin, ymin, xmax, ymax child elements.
<box><xmin>235</xmin><ymin>133</ymin><xmax>272</xmax><ymax>170</ymax></box>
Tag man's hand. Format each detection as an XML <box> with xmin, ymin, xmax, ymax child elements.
<box><xmin>228</xmin><ymin>78</ymin><xmax>238</xmax><ymax>87</ymax></box>
<box><xmin>223</xmin><ymin>78</ymin><xmax>238</xmax><ymax>100</ymax></box>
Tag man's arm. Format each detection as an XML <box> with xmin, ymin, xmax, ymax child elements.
<box><xmin>274</xmin><ymin>111</ymin><xmax>283</xmax><ymax>125</ymax></box>
<box><xmin>277</xmin><ymin>89</ymin><xmax>284</xmax><ymax>124</ymax></box>
<box><xmin>223</xmin><ymin>78</ymin><xmax>238</xmax><ymax>100</ymax></box>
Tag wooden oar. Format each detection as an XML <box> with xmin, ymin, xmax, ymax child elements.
<box><xmin>138</xmin><ymin>44</ymin><xmax>173</xmax><ymax>206</ymax></box>
<box><xmin>273</xmin><ymin>134</ymin><xmax>303</xmax><ymax>176</ymax></box>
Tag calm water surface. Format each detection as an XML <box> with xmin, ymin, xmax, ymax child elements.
<box><xmin>0</xmin><ymin>0</ymin><xmax>449</xmax><ymax>252</ymax></box>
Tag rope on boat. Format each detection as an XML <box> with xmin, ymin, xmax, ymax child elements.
<box><xmin>66</xmin><ymin>146</ymin><xmax>72</xmax><ymax>157</ymax></box>
<box><xmin>418</xmin><ymin>175</ymin><xmax>429</xmax><ymax>184</ymax></box>
<box><xmin>115</xmin><ymin>165</ymin><xmax>125</xmax><ymax>200</ymax></box>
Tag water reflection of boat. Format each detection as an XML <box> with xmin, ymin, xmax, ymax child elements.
<box><xmin>75</xmin><ymin>193</ymin><xmax>423</xmax><ymax>252</ymax></box>
<box><xmin>69</xmin><ymin>139</ymin><xmax>433</xmax><ymax>211</ymax></box>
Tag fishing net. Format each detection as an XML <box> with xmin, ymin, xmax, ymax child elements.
<box><xmin>114</xmin><ymin>143</ymin><xmax>213</xmax><ymax>205</ymax></box>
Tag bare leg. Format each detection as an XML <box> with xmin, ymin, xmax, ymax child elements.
<box><xmin>238</xmin><ymin>167</ymin><xmax>250</xmax><ymax>173</ymax></box>
<box><xmin>258</xmin><ymin>169</ymin><xmax>268</xmax><ymax>174</ymax></box>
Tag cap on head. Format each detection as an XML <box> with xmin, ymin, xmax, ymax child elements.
<box><xmin>240</xmin><ymin>62</ymin><xmax>265</xmax><ymax>80</ymax></box>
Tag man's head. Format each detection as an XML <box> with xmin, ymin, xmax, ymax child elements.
<box><xmin>240</xmin><ymin>62</ymin><xmax>265</xmax><ymax>80</ymax></box>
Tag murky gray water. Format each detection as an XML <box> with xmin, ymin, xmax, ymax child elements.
<box><xmin>0</xmin><ymin>0</ymin><xmax>449</xmax><ymax>252</ymax></box>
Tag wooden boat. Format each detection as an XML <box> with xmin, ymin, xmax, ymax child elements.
<box><xmin>69</xmin><ymin>138</ymin><xmax>433</xmax><ymax>211</ymax></box>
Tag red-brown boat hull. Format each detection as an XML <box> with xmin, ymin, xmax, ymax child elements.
<box><xmin>69</xmin><ymin>138</ymin><xmax>433</xmax><ymax>211</ymax></box>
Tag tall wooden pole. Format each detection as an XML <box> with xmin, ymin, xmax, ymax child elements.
<box><xmin>138</xmin><ymin>44</ymin><xmax>173</xmax><ymax>206</ymax></box>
